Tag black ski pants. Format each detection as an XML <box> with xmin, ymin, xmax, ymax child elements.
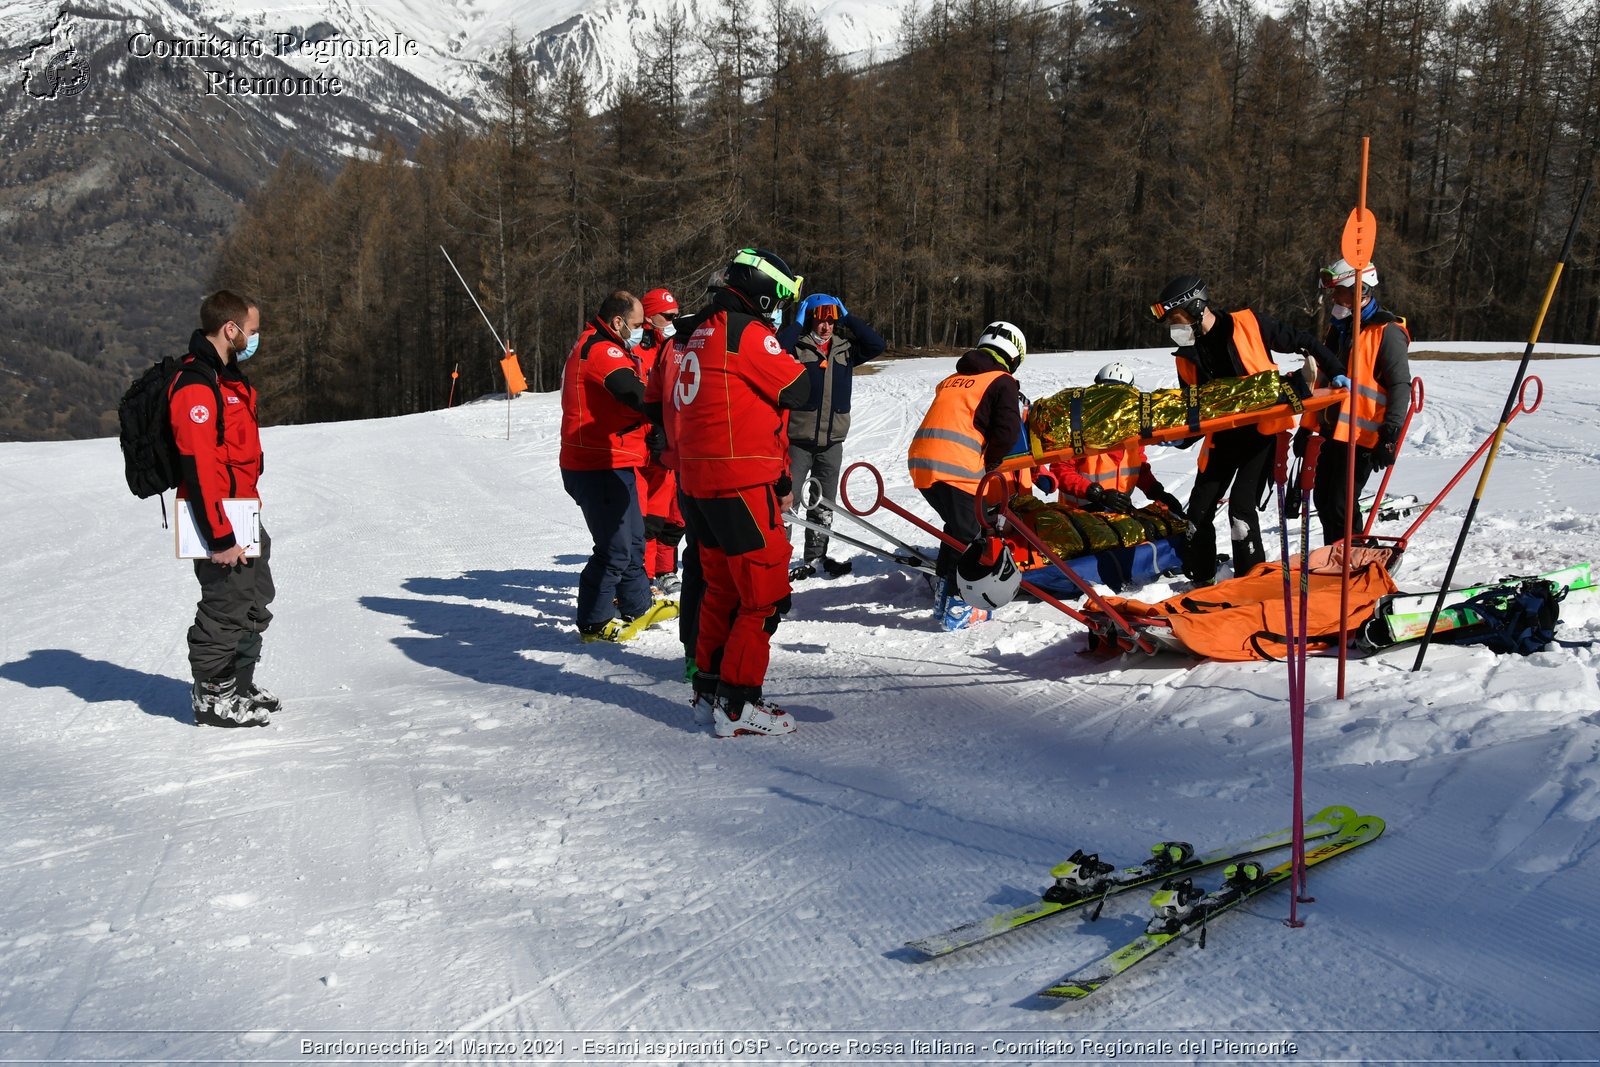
<box><xmin>920</xmin><ymin>482</ymin><xmax>982</xmax><ymax>584</ymax></box>
<box><xmin>1184</xmin><ymin>428</ymin><xmax>1273</xmax><ymax>583</ymax></box>
<box><xmin>1312</xmin><ymin>441</ymin><xmax>1377</xmax><ymax>546</ymax></box>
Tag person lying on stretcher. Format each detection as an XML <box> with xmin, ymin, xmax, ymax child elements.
<box><xmin>1036</xmin><ymin>363</ymin><xmax>1188</xmax><ymax>518</ymax></box>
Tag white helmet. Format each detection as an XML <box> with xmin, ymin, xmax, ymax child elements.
<box><xmin>977</xmin><ymin>321</ymin><xmax>1026</xmax><ymax>372</ymax></box>
<box><xmin>1095</xmin><ymin>361</ymin><xmax>1136</xmax><ymax>386</ymax></box>
<box><xmin>1320</xmin><ymin>257</ymin><xmax>1379</xmax><ymax>290</ymax></box>
<box><xmin>957</xmin><ymin>537</ymin><xmax>1021</xmax><ymax>609</ymax></box>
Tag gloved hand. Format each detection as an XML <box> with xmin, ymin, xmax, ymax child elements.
<box><xmin>796</xmin><ymin>294</ymin><xmax>824</xmax><ymax>322</ymax></box>
<box><xmin>1155</xmin><ymin>491</ymin><xmax>1186</xmax><ymax>519</ymax></box>
<box><xmin>1292</xmin><ymin>427</ymin><xmax>1311</xmax><ymax>458</ymax></box>
<box><xmin>645</xmin><ymin>425</ymin><xmax>668</xmax><ymax>462</ymax></box>
<box><xmin>1034</xmin><ymin>472</ymin><xmax>1058</xmax><ymax>496</ymax></box>
<box><xmin>1102</xmin><ymin>489</ymin><xmax>1135</xmax><ymax>514</ymax></box>
<box><xmin>1333</xmin><ymin>374</ymin><xmax>1352</xmax><ymax>390</ymax></box>
<box><xmin>1372</xmin><ymin>423</ymin><xmax>1400</xmax><ymax>469</ymax></box>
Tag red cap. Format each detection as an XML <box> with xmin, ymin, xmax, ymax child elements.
<box><xmin>642</xmin><ymin>288</ymin><xmax>678</xmax><ymax>318</ymax></box>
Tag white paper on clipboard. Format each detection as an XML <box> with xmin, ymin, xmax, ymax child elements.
<box><xmin>176</xmin><ymin>498</ymin><xmax>262</xmax><ymax>558</ymax></box>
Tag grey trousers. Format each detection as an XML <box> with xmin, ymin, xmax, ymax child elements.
<box><xmin>788</xmin><ymin>442</ymin><xmax>844</xmax><ymax>561</ymax></box>
<box><xmin>188</xmin><ymin>528</ymin><xmax>276</xmax><ymax>684</ymax></box>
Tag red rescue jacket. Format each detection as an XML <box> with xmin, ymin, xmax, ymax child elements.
<box><xmin>674</xmin><ymin>308</ymin><xmax>805</xmax><ymax>495</ymax></box>
<box><xmin>170</xmin><ymin>333</ymin><xmax>262</xmax><ymax>551</ymax></box>
<box><xmin>559</xmin><ymin>318</ymin><xmax>650</xmax><ymax>471</ymax></box>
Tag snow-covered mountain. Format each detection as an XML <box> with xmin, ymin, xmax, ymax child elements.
<box><xmin>6</xmin><ymin>0</ymin><xmax>905</xmax><ymax>117</ymax></box>
<box><xmin>2</xmin><ymin>345</ymin><xmax>1598</xmax><ymax>1055</ymax></box>
<box><xmin>0</xmin><ymin>0</ymin><xmax>906</xmax><ymax>441</ymax></box>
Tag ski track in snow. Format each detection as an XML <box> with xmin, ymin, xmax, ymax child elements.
<box><xmin>1</xmin><ymin>345</ymin><xmax>1598</xmax><ymax>1062</ymax></box>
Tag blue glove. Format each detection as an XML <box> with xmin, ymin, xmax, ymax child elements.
<box><xmin>1034</xmin><ymin>472</ymin><xmax>1058</xmax><ymax>496</ymax></box>
<box><xmin>796</xmin><ymin>295</ymin><xmax>825</xmax><ymax>322</ymax></box>
<box><xmin>1333</xmin><ymin>374</ymin><xmax>1352</xmax><ymax>390</ymax></box>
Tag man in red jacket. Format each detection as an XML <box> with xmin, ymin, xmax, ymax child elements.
<box><xmin>672</xmin><ymin>249</ymin><xmax>812</xmax><ymax>737</ymax></box>
<box><xmin>560</xmin><ymin>290</ymin><xmax>678</xmax><ymax>643</ymax></box>
<box><xmin>171</xmin><ymin>290</ymin><xmax>277</xmax><ymax>727</ymax></box>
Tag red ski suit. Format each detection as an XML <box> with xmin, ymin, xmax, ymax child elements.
<box><xmin>635</xmin><ymin>328</ymin><xmax>683</xmax><ymax>577</ymax></box>
<box><xmin>675</xmin><ymin>304</ymin><xmax>807</xmax><ymax>690</ymax></box>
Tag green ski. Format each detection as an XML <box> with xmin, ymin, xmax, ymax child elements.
<box><xmin>1039</xmin><ymin>810</ymin><xmax>1384</xmax><ymax>1001</ymax></box>
<box><xmin>905</xmin><ymin>805</ymin><xmax>1357</xmax><ymax>959</ymax></box>
<box><xmin>1362</xmin><ymin>563</ymin><xmax>1593</xmax><ymax>648</ymax></box>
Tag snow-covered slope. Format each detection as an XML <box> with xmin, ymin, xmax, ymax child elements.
<box><xmin>1</xmin><ymin>344</ymin><xmax>1598</xmax><ymax>1060</ymax></box>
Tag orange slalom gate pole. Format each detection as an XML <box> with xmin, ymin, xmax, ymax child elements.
<box><xmin>1337</xmin><ymin>137</ymin><xmax>1377</xmax><ymax>700</ymax></box>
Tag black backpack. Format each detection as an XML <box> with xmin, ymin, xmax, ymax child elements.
<box><xmin>118</xmin><ymin>357</ymin><xmax>223</xmax><ymax>499</ymax></box>
<box><xmin>1458</xmin><ymin>579</ymin><xmax>1566</xmax><ymax>655</ymax></box>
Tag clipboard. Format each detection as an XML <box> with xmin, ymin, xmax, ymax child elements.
<box><xmin>176</xmin><ymin>498</ymin><xmax>262</xmax><ymax>559</ymax></box>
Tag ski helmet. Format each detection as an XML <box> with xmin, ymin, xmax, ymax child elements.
<box><xmin>1320</xmin><ymin>257</ymin><xmax>1379</xmax><ymax>290</ymax></box>
<box><xmin>724</xmin><ymin>248</ymin><xmax>803</xmax><ymax>315</ymax></box>
<box><xmin>977</xmin><ymin>321</ymin><xmax>1026</xmax><ymax>372</ymax></box>
<box><xmin>1150</xmin><ymin>275</ymin><xmax>1208</xmax><ymax>322</ymax></box>
<box><xmin>956</xmin><ymin>536</ymin><xmax>1021</xmax><ymax>609</ymax></box>
<box><xmin>1095</xmin><ymin>361</ymin><xmax>1136</xmax><ymax>387</ymax></box>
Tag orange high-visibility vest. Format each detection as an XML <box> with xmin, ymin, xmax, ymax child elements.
<box><xmin>1333</xmin><ymin>320</ymin><xmax>1411</xmax><ymax>449</ymax></box>
<box><xmin>1080</xmin><ymin>447</ymin><xmax>1146</xmax><ymax>493</ymax></box>
<box><xmin>1174</xmin><ymin>309</ymin><xmax>1287</xmax><ymax>471</ymax></box>
<box><xmin>908</xmin><ymin>371</ymin><xmax>1003</xmax><ymax>492</ymax></box>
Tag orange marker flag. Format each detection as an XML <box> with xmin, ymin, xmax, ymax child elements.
<box><xmin>501</xmin><ymin>348</ymin><xmax>527</xmax><ymax>396</ymax></box>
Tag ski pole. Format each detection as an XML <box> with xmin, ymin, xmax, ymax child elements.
<box><xmin>1288</xmin><ymin>433</ymin><xmax>1323</xmax><ymax>924</ymax></box>
<box><xmin>1274</xmin><ymin>432</ymin><xmax>1298</xmax><ymax>710</ymax></box>
<box><xmin>1412</xmin><ymin>178</ymin><xmax>1591</xmax><ymax>672</ymax></box>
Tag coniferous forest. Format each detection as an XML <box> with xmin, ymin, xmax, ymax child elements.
<box><xmin>215</xmin><ymin>0</ymin><xmax>1600</xmax><ymax>425</ymax></box>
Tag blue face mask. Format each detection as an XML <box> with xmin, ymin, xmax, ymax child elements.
<box><xmin>233</xmin><ymin>323</ymin><xmax>259</xmax><ymax>361</ymax></box>
<box><xmin>770</xmin><ymin>308</ymin><xmax>784</xmax><ymax>328</ymax></box>
<box><xmin>627</xmin><ymin>327</ymin><xmax>644</xmax><ymax>347</ymax></box>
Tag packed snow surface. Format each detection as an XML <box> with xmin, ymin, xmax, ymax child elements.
<box><xmin>2</xmin><ymin>344</ymin><xmax>1599</xmax><ymax>1064</ymax></box>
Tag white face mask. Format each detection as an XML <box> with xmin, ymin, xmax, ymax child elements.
<box><xmin>659</xmin><ymin>323</ymin><xmax>676</xmax><ymax>340</ymax></box>
<box><xmin>1169</xmin><ymin>323</ymin><xmax>1196</xmax><ymax>347</ymax></box>
<box><xmin>1330</xmin><ymin>302</ymin><xmax>1353</xmax><ymax>320</ymax></box>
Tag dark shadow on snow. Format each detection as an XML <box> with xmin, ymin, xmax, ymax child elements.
<box><xmin>363</xmin><ymin>567</ymin><xmax>692</xmax><ymax>731</ymax></box>
<box><xmin>0</xmin><ymin>649</ymin><xmax>191</xmax><ymax>724</ymax></box>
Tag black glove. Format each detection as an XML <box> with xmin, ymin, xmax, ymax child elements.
<box><xmin>645</xmin><ymin>425</ymin><xmax>668</xmax><ymax>461</ymax></box>
<box><xmin>1155</xmin><ymin>491</ymin><xmax>1186</xmax><ymax>519</ymax></box>
<box><xmin>775</xmin><ymin>473</ymin><xmax>793</xmax><ymax>498</ymax></box>
<box><xmin>1281</xmin><ymin>371</ymin><xmax>1313</xmax><ymax>400</ymax></box>
<box><xmin>1371</xmin><ymin>424</ymin><xmax>1400</xmax><ymax>470</ymax></box>
<box><xmin>1087</xmin><ymin>485</ymin><xmax>1134</xmax><ymax>513</ymax></box>
<box><xmin>1292</xmin><ymin>427</ymin><xmax>1311</xmax><ymax>458</ymax></box>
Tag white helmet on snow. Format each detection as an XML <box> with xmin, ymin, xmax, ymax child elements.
<box><xmin>1320</xmin><ymin>257</ymin><xmax>1379</xmax><ymax>290</ymax></box>
<box><xmin>956</xmin><ymin>537</ymin><xmax>1021</xmax><ymax>610</ymax></box>
<box><xmin>977</xmin><ymin>321</ymin><xmax>1026</xmax><ymax>372</ymax></box>
<box><xmin>1095</xmin><ymin>361</ymin><xmax>1136</xmax><ymax>386</ymax></box>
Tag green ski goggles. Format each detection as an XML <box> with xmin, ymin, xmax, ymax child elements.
<box><xmin>733</xmin><ymin>249</ymin><xmax>804</xmax><ymax>303</ymax></box>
